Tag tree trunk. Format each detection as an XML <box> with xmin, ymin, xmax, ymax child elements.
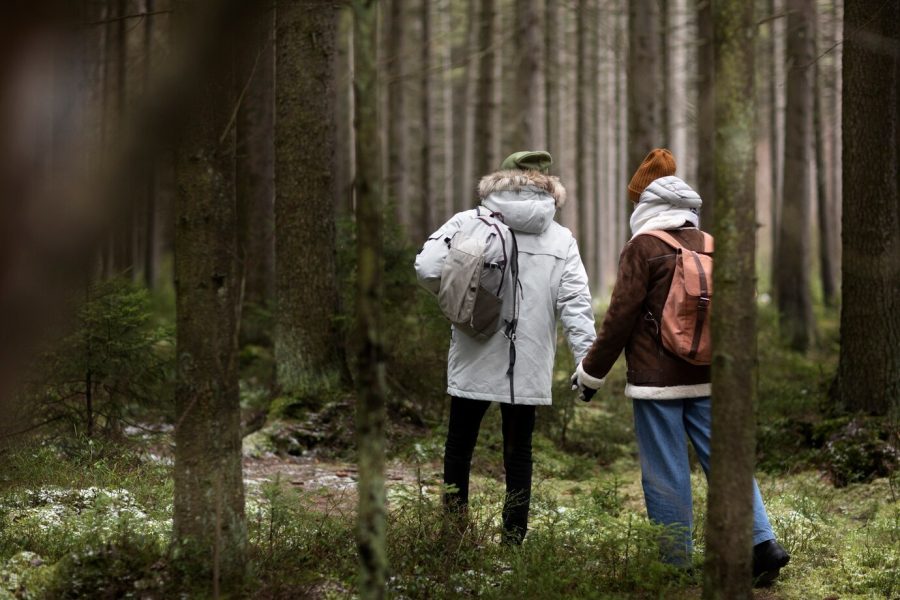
<box><xmin>511</xmin><ymin>0</ymin><xmax>545</xmax><ymax>150</ymax></box>
<box><xmin>437</xmin><ymin>0</ymin><xmax>454</xmax><ymax>222</ymax></box>
<box><xmin>142</xmin><ymin>0</ymin><xmax>161</xmax><ymax>289</ymax></box>
<box><xmin>385</xmin><ymin>0</ymin><xmax>408</xmax><ymax>222</ymax></box>
<box><xmin>627</xmin><ymin>0</ymin><xmax>663</xmax><ymax>173</ymax></box>
<box><xmin>352</xmin><ymin>2</ymin><xmax>387</xmax><ymax>597</ymax></box>
<box><xmin>420</xmin><ymin>0</ymin><xmax>434</xmax><ymax>238</ymax></box>
<box><xmin>236</xmin><ymin>3</ymin><xmax>275</xmax><ymax>310</ymax></box>
<box><xmin>776</xmin><ymin>0</ymin><xmax>815</xmax><ymax>351</ymax></box>
<box><xmin>456</xmin><ymin>0</ymin><xmax>480</xmax><ymax>210</ymax></box>
<box><xmin>770</xmin><ymin>0</ymin><xmax>785</xmax><ymax>296</ymax></box>
<box><xmin>274</xmin><ymin>0</ymin><xmax>345</xmax><ymax>396</ymax></box>
<box><xmin>696</xmin><ymin>0</ymin><xmax>715</xmax><ymax>224</ymax></box>
<box><xmin>833</xmin><ymin>0</ymin><xmax>900</xmax><ymax>415</ymax></box>
<box><xmin>813</xmin><ymin>4</ymin><xmax>836</xmax><ymax>307</ymax></box>
<box><xmin>335</xmin><ymin>7</ymin><xmax>356</xmax><ymax>217</ymax></box>
<box><xmin>172</xmin><ymin>3</ymin><xmax>246</xmax><ymax>587</ymax></box>
<box><xmin>576</xmin><ymin>0</ymin><xmax>591</xmax><ymax>280</ymax></box>
<box><xmin>702</xmin><ymin>1</ymin><xmax>757</xmax><ymax>597</ymax></box>
<box><xmin>473</xmin><ymin>0</ymin><xmax>498</xmax><ymax>177</ymax></box>
<box><xmin>545</xmin><ymin>0</ymin><xmax>561</xmax><ymax>164</ymax></box>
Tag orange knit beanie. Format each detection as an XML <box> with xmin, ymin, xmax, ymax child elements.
<box><xmin>627</xmin><ymin>148</ymin><xmax>677</xmax><ymax>202</ymax></box>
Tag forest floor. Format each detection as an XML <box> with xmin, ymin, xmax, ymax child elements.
<box><xmin>1</xmin><ymin>394</ymin><xmax>895</xmax><ymax>599</ymax></box>
<box><xmin>0</xmin><ymin>308</ymin><xmax>897</xmax><ymax>598</ymax></box>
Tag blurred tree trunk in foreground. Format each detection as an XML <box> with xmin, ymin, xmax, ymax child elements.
<box><xmin>776</xmin><ymin>0</ymin><xmax>815</xmax><ymax>351</ymax></box>
<box><xmin>274</xmin><ymin>0</ymin><xmax>345</xmax><ymax>397</ymax></box>
<box><xmin>353</xmin><ymin>0</ymin><xmax>387</xmax><ymax>597</ymax></box>
<box><xmin>833</xmin><ymin>0</ymin><xmax>900</xmax><ymax>415</ymax></box>
<box><xmin>172</xmin><ymin>4</ymin><xmax>246</xmax><ymax>590</ymax></box>
<box><xmin>703</xmin><ymin>0</ymin><xmax>757</xmax><ymax>598</ymax></box>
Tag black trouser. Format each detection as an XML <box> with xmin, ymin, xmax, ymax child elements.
<box><xmin>442</xmin><ymin>397</ymin><xmax>536</xmax><ymax>541</ymax></box>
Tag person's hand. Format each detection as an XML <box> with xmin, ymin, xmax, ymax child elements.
<box><xmin>570</xmin><ymin>361</ymin><xmax>604</xmax><ymax>403</ymax></box>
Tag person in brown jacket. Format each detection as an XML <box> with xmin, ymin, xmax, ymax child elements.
<box><xmin>570</xmin><ymin>149</ymin><xmax>790</xmax><ymax>584</ymax></box>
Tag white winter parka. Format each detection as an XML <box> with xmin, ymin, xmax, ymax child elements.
<box><xmin>414</xmin><ymin>170</ymin><xmax>596</xmax><ymax>405</ymax></box>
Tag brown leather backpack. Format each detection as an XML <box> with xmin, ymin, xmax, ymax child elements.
<box><xmin>639</xmin><ymin>229</ymin><xmax>714</xmax><ymax>366</ymax></box>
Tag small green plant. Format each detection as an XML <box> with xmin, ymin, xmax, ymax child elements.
<box><xmin>21</xmin><ymin>278</ymin><xmax>173</xmax><ymax>440</ymax></box>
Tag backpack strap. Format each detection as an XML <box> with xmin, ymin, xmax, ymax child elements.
<box><xmin>638</xmin><ymin>229</ymin><xmax>684</xmax><ymax>251</ymax></box>
<box><xmin>639</xmin><ymin>229</ymin><xmax>715</xmax><ymax>254</ymax></box>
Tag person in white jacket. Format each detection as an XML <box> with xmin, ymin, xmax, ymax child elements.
<box><xmin>415</xmin><ymin>151</ymin><xmax>595</xmax><ymax>543</ymax></box>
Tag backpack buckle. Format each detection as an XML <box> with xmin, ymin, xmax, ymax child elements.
<box><xmin>698</xmin><ymin>296</ymin><xmax>710</xmax><ymax>310</ymax></box>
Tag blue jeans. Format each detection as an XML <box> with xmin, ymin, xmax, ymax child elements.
<box><xmin>632</xmin><ymin>396</ymin><xmax>775</xmax><ymax>565</ymax></box>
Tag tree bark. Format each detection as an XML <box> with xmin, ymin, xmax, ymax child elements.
<box><xmin>576</xmin><ymin>0</ymin><xmax>591</xmax><ymax>282</ymax></box>
<box><xmin>419</xmin><ymin>0</ymin><xmax>434</xmax><ymax>238</ymax></box>
<box><xmin>511</xmin><ymin>0</ymin><xmax>545</xmax><ymax>151</ymax></box>
<box><xmin>172</xmin><ymin>3</ymin><xmax>246</xmax><ymax>587</ymax></box>
<box><xmin>236</xmin><ymin>3</ymin><xmax>275</xmax><ymax>309</ymax></box>
<box><xmin>545</xmin><ymin>0</ymin><xmax>561</xmax><ymax>165</ymax></box>
<box><xmin>352</xmin><ymin>1</ymin><xmax>387</xmax><ymax>597</ymax></box>
<box><xmin>473</xmin><ymin>0</ymin><xmax>498</xmax><ymax>177</ymax></box>
<box><xmin>702</xmin><ymin>1</ymin><xmax>757</xmax><ymax>597</ymax></box>
<box><xmin>833</xmin><ymin>0</ymin><xmax>900</xmax><ymax>415</ymax></box>
<box><xmin>437</xmin><ymin>0</ymin><xmax>454</xmax><ymax>222</ymax></box>
<box><xmin>142</xmin><ymin>0</ymin><xmax>160</xmax><ymax>289</ymax></box>
<box><xmin>627</xmin><ymin>0</ymin><xmax>663</xmax><ymax>173</ymax></box>
<box><xmin>696</xmin><ymin>0</ymin><xmax>715</xmax><ymax>225</ymax></box>
<box><xmin>274</xmin><ymin>0</ymin><xmax>345</xmax><ymax>396</ymax></box>
<box><xmin>335</xmin><ymin>7</ymin><xmax>356</xmax><ymax>217</ymax></box>
<box><xmin>776</xmin><ymin>0</ymin><xmax>815</xmax><ymax>351</ymax></box>
<box><xmin>385</xmin><ymin>0</ymin><xmax>408</xmax><ymax>222</ymax></box>
<box><xmin>813</xmin><ymin>4</ymin><xmax>836</xmax><ymax>307</ymax></box>
<box><xmin>456</xmin><ymin>0</ymin><xmax>480</xmax><ymax>210</ymax></box>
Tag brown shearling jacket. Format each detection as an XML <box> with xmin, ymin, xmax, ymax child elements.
<box><xmin>582</xmin><ymin>226</ymin><xmax>712</xmax><ymax>399</ymax></box>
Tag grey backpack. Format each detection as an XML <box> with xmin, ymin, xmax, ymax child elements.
<box><xmin>438</xmin><ymin>207</ymin><xmax>519</xmax><ymax>341</ymax></box>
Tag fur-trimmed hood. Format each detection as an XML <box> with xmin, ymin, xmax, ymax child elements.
<box><xmin>477</xmin><ymin>170</ymin><xmax>567</xmax><ymax>208</ymax></box>
<box><xmin>476</xmin><ymin>170</ymin><xmax>567</xmax><ymax>235</ymax></box>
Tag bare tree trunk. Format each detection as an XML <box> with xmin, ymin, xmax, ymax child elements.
<box><xmin>437</xmin><ymin>0</ymin><xmax>454</xmax><ymax>222</ymax></box>
<box><xmin>511</xmin><ymin>0</ymin><xmax>546</xmax><ymax>150</ymax></box>
<box><xmin>385</xmin><ymin>0</ymin><xmax>408</xmax><ymax>222</ymax></box>
<box><xmin>236</xmin><ymin>3</ymin><xmax>275</xmax><ymax>309</ymax></box>
<box><xmin>474</xmin><ymin>0</ymin><xmax>498</xmax><ymax>177</ymax></box>
<box><xmin>352</xmin><ymin>1</ymin><xmax>387</xmax><ymax>597</ymax></box>
<box><xmin>813</xmin><ymin>3</ymin><xmax>836</xmax><ymax>307</ymax></box>
<box><xmin>172</xmin><ymin>3</ymin><xmax>246</xmax><ymax>587</ymax></box>
<box><xmin>274</xmin><ymin>0</ymin><xmax>346</xmax><ymax>396</ymax></box>
<box><xmin>702</xmin><ymin>1</ymin><xmax>757</xmax><ymax>597</ymax></box>
<box><xmin>457</xmin><ymin>0</ymin><xmax>480</xmax><ymax>210</ymax></box>
<box><xmin>545</xmin><ymin>0</ymin><xmax>561</xmax><ymax>164</ymax></box>
<box><xmin>419</xmin><ymin>0</ymin><xmax>434</xmax><ymax>238</ymax></box>
<box><xmin>627</xmin><ymin>0</ymin><xmax>663</xmax><ymax>173</ymax></box>
<box><xmin>776</xmin><ymin>0</ymin><xmax>815</xmax><ymax>351</ymax></box>
<box><xmin>335</xmin><ymin>7</ymin><xmax>356</xmax><ymax>217</ymax></box>
<box><xmin>575</xmin><ymin>0</ymin><xmax>592</xmax><ymax>279</ymax></box>
<box><xmin>143</xmin><ymin>0</ymin><xmax>160</xmax><ymax>289</ymax></box>
<box><xmin>833</xmin><ymin>0</ymin><xmax>900</xmax><ymax>415</ymax></box>
<box><xmin>696</xmin><ymin>0</ymin><xmax>715</xmax><ymax>224</ymax></box>
<box><xmin>770</xmin><ymin>0</ymin><xmax>785</xmax><ymax>296</ymax></box>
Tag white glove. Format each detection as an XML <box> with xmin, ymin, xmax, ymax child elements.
<box><xmin>570</xmin><ymin>361</ymin><xmax>605</xmax><ymax>402</ymax></box>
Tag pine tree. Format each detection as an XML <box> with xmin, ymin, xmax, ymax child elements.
<box><xmin>702</xmin><ymin>0</ymin><xmax>758</xmax><ymax>598</ymax></box>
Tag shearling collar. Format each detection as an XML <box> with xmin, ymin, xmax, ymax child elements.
<box><xmin>477</xmin><ymin>170</ymin><xmax>567</xmax><ymax>208</ymax></box>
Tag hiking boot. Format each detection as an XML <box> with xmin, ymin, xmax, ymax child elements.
<box><xmin>752</xmin><ymin>540</ymin><xmax>790</xmax><ymax>586</ymax></box>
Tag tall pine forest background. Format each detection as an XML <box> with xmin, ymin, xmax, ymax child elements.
<box><xmin>0</xmin><ymin>0</ymin><xmax>897</xmax><ymax>598</ymax></box>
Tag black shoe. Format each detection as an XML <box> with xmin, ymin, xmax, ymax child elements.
<box><xmin>752</xmin><ymin>540</ymin><xmax>790</xmax><ymax>586</ymax></box>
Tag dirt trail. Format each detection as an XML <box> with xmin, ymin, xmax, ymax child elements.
<box><xmin>242</xmin><ymin>454</ymin><xmax>437</xmax><ymax>509</ymax></box>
